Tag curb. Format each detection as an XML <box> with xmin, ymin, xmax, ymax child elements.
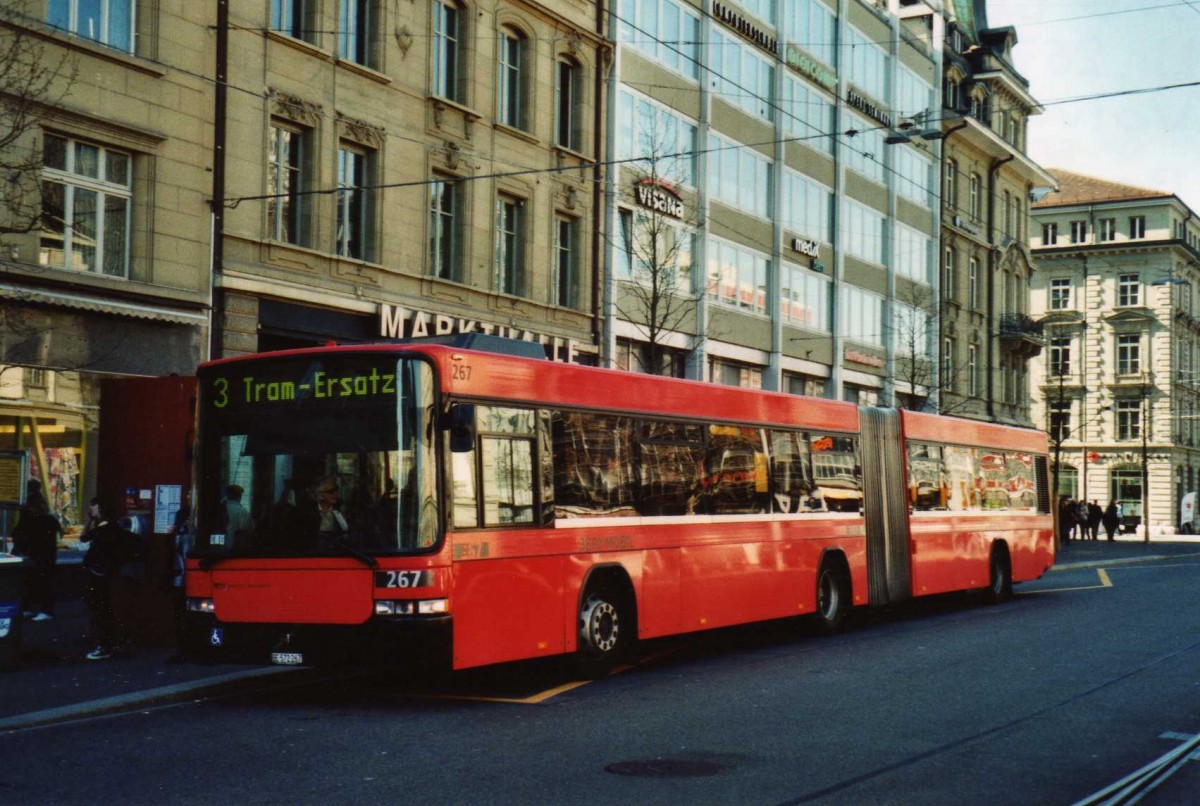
<box><xmin>0</xmin><ymin>665</ymin><xmax>309</xmax><ymax>732</ymax></box>
<box><xmin>1050</xmin><ymin>550</ymin><xmax>1200</xmax><ymax>573</ymax></box>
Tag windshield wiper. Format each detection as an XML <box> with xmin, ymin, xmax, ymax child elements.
<box><xmin>322</xmin><ymin>534</ymin><xmax>379</xmax><ymax>569</ymax></box>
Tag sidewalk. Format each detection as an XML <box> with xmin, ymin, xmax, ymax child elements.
<box><xmin>0</xmin><ymin>566</ymin><xmax>297</xmax><ymax>731</ymax></box>
<box><xmin>1053</xmin><ymin>533</ymin><xmax>1200</xmax><ymax>570</ymax></box>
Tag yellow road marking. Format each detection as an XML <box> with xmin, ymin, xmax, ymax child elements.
<box><xmin>1025</xmin><ymin>567</ymin><xmax>1113</xmax><ymax>595</ymax></box>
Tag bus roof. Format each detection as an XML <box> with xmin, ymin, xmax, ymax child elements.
<box><xmin>900</xmin><ymin>408</ymin><xmax>1048</xmax><ymax>454</ymax></box>
<box><xmin>200</xmin><ymin>342</ymin><xmax>861</xmax><ymax>432</ymax></box>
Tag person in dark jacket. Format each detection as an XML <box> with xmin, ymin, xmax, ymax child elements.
<box><xmin>1087</xmin><ymin>500</ymin><xmax>1103</xmax><ymax>541</ymax></box>
<box><xmin>1102</xmin><ymin>500</ymin><xmax>1122</xmax><ymax>541</ymax></box>
<box><xmin>80</xmin><ymin>497</ymin><xmax>139</xmax><ymax>661</ymax></box>
<box><xmin>11</xmin><ymin>480</ymin><xmax>62</xmax><ymax>621</ymax></box>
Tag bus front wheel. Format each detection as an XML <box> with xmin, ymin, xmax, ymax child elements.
<box><xmin>575</xmin><ymin>586</ymin><xmax>630</xmax><ymax>678</ymax></box>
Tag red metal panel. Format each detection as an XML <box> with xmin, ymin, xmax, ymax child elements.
<box><xmin>900</xmin><ymin>409</ymin><xmax>1048</xmax><ymax>454</ymax></box>
<box><xmin>211</xmin><ymin>568</ymin><xmax>373</xmax><ymax>624</ymax></box>
<box><xmin>451</xmin><ymin>553</ymin><xmax>566</xmax><ymax>669</ymax></box>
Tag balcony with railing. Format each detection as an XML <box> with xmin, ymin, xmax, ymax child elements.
<box><xmin>999</xmin><ymin>312</ymin><xmax>1045</xmax><ymax>357</ymax></box>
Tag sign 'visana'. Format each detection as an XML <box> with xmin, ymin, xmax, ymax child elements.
<box><xmin>634</xmin><ymin>179</ymin><xmax>685</xmax><ymax>219</ymax></box>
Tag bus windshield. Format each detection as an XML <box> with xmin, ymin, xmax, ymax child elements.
<box><xmin>196</xmin><ymin>354</ymin><xmax>439</xmax><ymax>558</ymax></box>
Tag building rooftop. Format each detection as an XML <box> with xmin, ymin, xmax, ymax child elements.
<box><xmin>1034</xmin><ymin>169</ymin><xmax>1172</xmax><ymax>208</ymax></box>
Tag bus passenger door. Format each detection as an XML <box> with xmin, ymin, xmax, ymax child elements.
<box><xmin>859</xmin><ymin>407</ymin><xmax>911</xmax><ymax>605</ymax></box>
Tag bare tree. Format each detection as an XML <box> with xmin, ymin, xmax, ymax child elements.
<box><xmin>890</xmin><ymin>282</ymin><xmax>977</xmax><ymax>414</ymax></box>
<box><xmin>0</xmin><ymin>8</ymin><xmax>75</xmax><ymax>242</ymax></box>
<box><xmin>612</xmin><ymin>115</ymin><xmax>701</xmax><ymax>375</ymax></box>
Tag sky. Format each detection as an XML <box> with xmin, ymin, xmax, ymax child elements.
<box><xmin>985</xmin><ymin>0</ymin><xmax>1200</xmax><ymax>209</ymax></box>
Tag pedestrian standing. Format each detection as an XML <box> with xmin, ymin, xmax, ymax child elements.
<box><xmin>11</xmin><ymin>479</ymin><xmax>62</xmax><ymax>622</ymax></box>
<box><xmin>1058</xmin><ymin>495</ymin><xmax>1074</xmax><ymax>545</ymax></box>
<box><xmin>1074</xmin><ymin>499</ymin><xmax>1089</xmax><ymax>540</ymax></box>
<box><xmin>1087</xmin><ymin>500</ymin><xmax>1103</xmax><ymax>541</ymax></box>
<box><xmin>79</xmin><ymin>497</ymin><xmax>138</xmax><ymax>661</ymax></box>
<box><xmin>1102</xmin><ymin>500</ymin><xmax>1121</xmax><ymax>541</ymax></box>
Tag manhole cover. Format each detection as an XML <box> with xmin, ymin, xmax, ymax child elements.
<box><xmin>605</xmin><ymin>759</ymin><xmax>727</xmax><ymax>778</ymax></box>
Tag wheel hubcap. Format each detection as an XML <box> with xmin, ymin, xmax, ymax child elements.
<box><xmin>582</xmin><ymin>597</ymin><xmax>618</xmax><ymax>653</ymax></box>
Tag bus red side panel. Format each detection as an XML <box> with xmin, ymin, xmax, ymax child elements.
<box><xmin>451</xmin><ymin>553</ymin><xmax>567</xmax><ymax>669</ymax></box>
<box><xmin>909</xmin><ymin>514</ymin><xmax>1054</xmax><ymax>595</ymax></box>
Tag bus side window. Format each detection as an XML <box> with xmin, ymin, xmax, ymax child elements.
<box><xmin>769</xmin><ymin>430</ymin><xmax>816</xmax><ymax>513</ymax></box>
<box><xmin>478</xmin><ymin>406</ymin><xmax>536</xmax><ymax>526</ymax></box>
<box><xmin>943</xmin><ymin>445</ymin><xmax>977</xmax><ymax>511</ymax></box>
<box><xmin>638</xmin><ymin>420</ymin><xmax>705</xmax><ymax>516</ymax></box>
<box><xmin>706</xmin><ymin>426</ymin><xmax>769</xmax><ymax>515</ymax></box>
<box><xmin>907</xmin><ymin>443</ymin><xmax>946</xmax><ymax>512</ymax></box>
<box><xmin>550</xmin><ymin>411</ymin><xmax>637</xmax><ymax>519</ymax></box>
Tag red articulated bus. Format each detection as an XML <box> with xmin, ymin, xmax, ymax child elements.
<box><xmin>183</xmin><ymin>337</ymin><xmax>1055</xmax><ymax>673</ymax></box>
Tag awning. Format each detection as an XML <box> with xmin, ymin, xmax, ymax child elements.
<box><xmin>0</xmin><ymin>284</ymin><xmax>208</xmax><ymax>326</ymax></box>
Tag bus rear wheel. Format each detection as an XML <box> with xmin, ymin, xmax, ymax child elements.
<box><xmin>813</xmin><ymin>561</ymin><xmax>849</xmax><ymax>635</ymax></box>
<box><xmin>984</xmin><ymin>548</ymin><xmax>1013</xmax><ymax>605</ymax></box>
<box><xmin>575</xmin><ymin>586</ymin><xmax>630</xmax><ymax>678</ymax></box>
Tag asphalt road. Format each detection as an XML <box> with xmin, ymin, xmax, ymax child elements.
<box><xmin>5</xmin><ymin>551</ymin><xmax>1200</xmax><ymax>805</ymax></box>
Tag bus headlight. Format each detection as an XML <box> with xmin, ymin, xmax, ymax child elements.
<box><xmin>187</xmin><ymin>598</ymin><xmax>215</xmax><ymax>613</ymax></box>
<box><xmin>375</xmin><ymin>599</ymin><xmax>448</xmax><ymax>616</ymax></box>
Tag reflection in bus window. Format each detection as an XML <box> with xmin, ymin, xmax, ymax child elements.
<box><xmin>477</xmin><ymin>406</ymin><xmax>536</xmax><ymax>526</ymax></box>
<box><xmin>907</xmin><ymin>443</ymin><xmax>947</xmax><ymax>511</ymax></box>
<box><xmin>1006</xmin><ymin>452</ymin><xmax>1037</xmax><ymax>511</ymax></box>
<box><xmin>810</xmin><ymin>435</ymin><xmax>861</xmax><ymax>512</ymax></box>
<box><xmin>769</xmin><ymin>431</ymin><xmax>821</xmax><ymax>513</ymax></box>
<box><xmin>639</xmin><ymin>420</ymin><xmax>705</xmax><ymax>515</ymax></box>
<box><xmin>706</xmin><ymin>425</ymin><xmax>768</xmax><ymax>514</ymax></box>
<box><xmin>550</xmin><ymin>412</ymin><xmax>637</xmax><ymax>518</ymax></box>
<box><xmin>943</xmin><ymin>445</ymin><xmax>977</xmax><ymax>511</ymax></box>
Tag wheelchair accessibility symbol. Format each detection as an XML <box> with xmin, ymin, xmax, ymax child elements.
<box><xmin>210</xmin><ymin>628</ymin><xmax>223</xmax><ymax>647</ymax></box>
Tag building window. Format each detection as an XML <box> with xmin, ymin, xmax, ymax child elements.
<box><xmin>1048</xmin><ymin>400</ymin><xmax>1070</xmax><ymax>444</ymax></box>
<box><xmin>1070</xmin><ymin>220</ymin><xmax>1087</xmax><ymax>244</ymax></box>
<box><xmin>336</xmin><ymin>145</ymin><xmax>373</xmax><ymax>260</ymax></box>
<box><xmin>968</xmin><ymin>343</ymin><xmax>978</xmax><ymax>396</ymax></box>
<box><xmin>1118</xmin><ymin>273</ymin><xmax>1140</xmax><ymax>307</ymax></box>
<box><xmin>555</xmin><ymin>58</ymin><xmax>582</xmax><ymax>152</ymax></box>
<box><xmin>1116</xmin><ymin>333</ymin><xmax>1141</xmax><ymax>376</ymax></box>
<box><xmin>554</xmin><ymin>215</ymin><xmax>579</xmax><ymax>309</ymax></box>
<box><xmin>339</xmin><ymin>0</ymin><xmax>375</xmax><ymax>66</ymax></box>
<box><xmin>1042</xmin><ymin>222</ymin><xmax>1058</xmax><ymax>246</ymax></box>
<box><xmin>429</xmin><ymin>176</ymin><xmax>460</xmax><ymax>281</ymax></box>
<box><xmin>707</xmin><ymin>237</ymin><xmax>768</xmax><ymax>315</ymax></box>
<box><xmin>1049</xmin><ymin>336</ymin><xmax>1071</xmax><ymax>377</ymax></box>
<box><xmin>497</xmin><ymin>29</ymin><xmax>526</xmax><ymax>129</ymax></box>
<box><xmin>616</xmin><ymin>0</ymin><xmax>701</xmax><ymax>80</ymax></box>
<box><xmin>1003</xmin><ymin>191</ymin><xmax>1014</xmax><ymax>237</ymax></box>
<box><xmin>969</xmin><ymin>173</ymin><xmax>981</xmax><ymax>219</ymax></box>
<box><xmin>496</xmin><ymin>195</ymin><xmax>525</xmax><ymax>296</ymax></box>
<box><xmin>944</xmin><ymin>77</ymin><xmax>960</xmax><ymax>110</ymax></box>
<box><xmin>39</xmin><ymin>132</ymin><xmax>131</xmax><ymax>276</ymax></box>
<box><xmin>26</xmin><ymin>368</ymin><xmax>48</xmax><ymax>388</ymax></box>
<box><xmin>709</xmin><ymin>133</ymin><xmax>771</xmax><ymax>219</ymax></box>
<box><xmin>943</xmin><ymin>338</ymin><xmax>955</xmax><ymax>393</ymax></box>
<box><xmin>432</xmin><ymin>0</ymin><xmax>463</xmax><ymax>103</ymax></box>
<box><xmin>1129</xmin><ymin>215</ymin><xmax>1146</xmax><ymax>239</ymax></box>
<box><xmin>943</xmin><ymin>246</ymin><xmax>955</xmax><ymax>300</ymax></box>
<box><xmin>1116</xmin><ymin>399</ymin><xmax>1141</xmax><ymax>441</ymax></box>
<box><xmin>617</xmin><ymin>338</ymin><xmax>687</xmax><ymax>378</ymax></box>
<box><xmin>968</xmin><ymin>257</ymin><xmax>979</xmax><ymax>309</ymax></box>
<box><xmin>709</xmin><ymin>358</ymin><xmax>762</xmax><ymax>389</ymax></box>
<box><xmin>945</xmin><ymin>158</ymin><xmax>958</xmax><ymax>210</ymax></box>
<box><xmin>1049</xmin><ymin>277</ymin><xmax>1071</xmax><ymax>310</ymax></box>
<box><xmin>267</xmin><ymin>123</ymin><xmax>310</xmax><ymax>246</ymax></box>
<box><xmin>618</xmin><ymin>209</ymin><xmax>695</xmax><ymax>294</ymax></box>
<box><xmin>48</xmin><ymin>0</ymin><xmax>134</xmax><ymax>51</ymax></box>
<box><xmin>1099</xmin><ymin>218</ymin><xmax>1116</xmax><ymax>242</ymax></box>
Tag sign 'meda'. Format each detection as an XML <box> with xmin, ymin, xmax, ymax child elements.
<box><xmin>634</xmin><ymin>179</ymin><xmax>685</xmax><ymax>219</ymax></box>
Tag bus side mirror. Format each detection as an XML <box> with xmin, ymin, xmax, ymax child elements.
<box><xmin>447</xmin><ymin>403</ymin><xmax>476</xmax><ymax>453</ymax></box>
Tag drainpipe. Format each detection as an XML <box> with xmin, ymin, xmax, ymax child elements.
<box><xmin>986</xmin><ymin>153</ymin><xmax>1015</xmax><ymax>421</ymax></box>
<box><xmin>590</xmin><ymin>1</ymin><xmax>606</xmax><ymax>357</ymax></box>
<box><xmin>210</xmin><ymin>0</ymin><xmax>229</xmax><ymax>360</ymax></box>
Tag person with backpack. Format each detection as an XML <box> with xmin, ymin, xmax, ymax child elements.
<box><xmin>79</xmin><ymin>497</ymin><xmax>140</xmax><ymax>661</ymax></box>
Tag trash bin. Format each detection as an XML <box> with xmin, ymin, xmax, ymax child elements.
<box><xmin>0</xmin><ymin>556</ymin><xmax>26</xmax><ymax>671</ymax></box>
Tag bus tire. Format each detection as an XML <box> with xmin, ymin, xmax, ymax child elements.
<box><xmin>574</xmin><ymin>583</ymin><xmax>632</xmax><ymax>678</ymax></box>
<box><xmin>813</xmin><ymin>559</ymin><xmax>849</xmax><ymax>635</ymax></box>
<box><xmin>984</xmin><ymin>546</ymin><xmax>1013</xmax><ymax>605</ymax></box>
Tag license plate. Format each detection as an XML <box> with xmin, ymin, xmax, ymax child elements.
<box><xmin>270</xmin><ymin>651</ymin><xmax>304</xmax><ymax>665</ymax></box>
